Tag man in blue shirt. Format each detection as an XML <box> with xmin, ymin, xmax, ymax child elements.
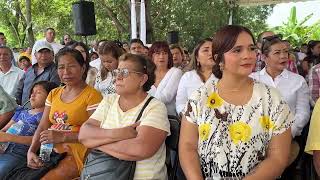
<box><xmin>15</xmin><ymin>41</ymin><xmax>60</xmax><ymax>106</ymax></box>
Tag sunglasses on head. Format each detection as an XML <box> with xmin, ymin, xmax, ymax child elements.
<box><xmin>261</xmin><ymin>34</ymin><xmax>283</xmax><ymax>53</ymax></box>
<box><xmin>112</xmin><ymin>68</ymin><xmax>144</xmax><ymax>78</ymax></box>
<box><xmin>262</xmin><ymin>34</ymin><xmax>283</xmax><ymax>43</ymax></box>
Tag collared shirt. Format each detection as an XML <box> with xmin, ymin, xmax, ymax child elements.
<box><xmin>0</xmin><ymin>65</ymin><xmax>24</xmax><ymax>97</ymax></box>
<box><xmin>308</xmin><ymin>64</ymin><xmax>320</xmax><ymax>106</ymax></box>
<box><xmin>251</xmin><ymin>68</ymin><xmax>310</xmax><ymax>137</ymax></box>
<box><xmin>15</xmin><ymin>62</ymin><xmax>60</xmax><ymax>106</ymax></box>
<box><xmin>0</xmin><ymin>85</ymin><xmax>17</xmax><ymax>115</ymax></box>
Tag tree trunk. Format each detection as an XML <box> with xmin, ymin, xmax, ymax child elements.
<box><xmin>101</xmin><ymin>0</ymin><xmax>127</xmax><ymax>34</ymax></box>
<box><xmin>25</xmin><ymin>0</ymin><xmax>35</xmax><ymax>47</ymax></box>
<box><xmin>145</xmin><ymin>0</ymin><xmax>153</xmax><ymax>43</ymax></box>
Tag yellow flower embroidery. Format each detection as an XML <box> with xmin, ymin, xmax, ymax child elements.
<box><xmin>259</xmin><ymin>116</ymin><xmax>276</xmax><ymax>131</ymax></box>
<box><xmin>199</xmin><ymin>123</ymin><xmax>211</xmax><ymax>141</ymax></box>
<box><xmin>229</xmin><ymin>121</ymin><xmax>252</xmax><ymax>144</ymax></box>
<box><xmin>206</xmin><ymin>92</ymin><xmax>224</xmax><ymax>109</ymax></box>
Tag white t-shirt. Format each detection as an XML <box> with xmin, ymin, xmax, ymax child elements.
<box><xmin>90</xmin><ymin>94</ymin><xmax>170</xmax><ymax>180</ymax></box>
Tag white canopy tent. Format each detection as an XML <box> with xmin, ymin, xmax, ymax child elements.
<box><xmin>226</xmin><ymin>0</ymin><xmax>317</xmax><ymax>24</ymax></box>
<box><xmin>234</xmin><ymin>0</ymin><xmax>317</xmax><ymax>6</ymax></box>
<box><xmin>131</xmin><ymin>0</ymin><xmax>317</xmax><ymax>42</ymax></box>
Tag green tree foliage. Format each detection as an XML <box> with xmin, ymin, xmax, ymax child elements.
<box><xmin>0</xmin><ymin>0</ymin><xmax>273</xmax><ymax>50</ymax></box>
<box><xmin>273</xmin><ymin>6</ymin><xmax>320</xmax><ymax>48</ymax></box>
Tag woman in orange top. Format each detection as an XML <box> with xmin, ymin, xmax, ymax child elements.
<box><xmin>27</xmin><ymin>48</ymin><xmax>102</xmax><ymax>179</ymax></box>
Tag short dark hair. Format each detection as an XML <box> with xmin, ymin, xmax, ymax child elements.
<box><xmin>261</xmin><ymin>36</ymin><xmax>285</xmax><ymax>55</ymax></box>
<box><xmin>148</xmin><ymin>41</ymin><xmax>173</xmax><ymax>69</ymax></box>
<box><xmin>90</xmin><ymin>52</ymin><xmax>99</xmax><ymax>59</ymax></box>
<box><xmin>0</xmin><ymin>46</ymin><xmax>13</xmax><ymax>59</ymax></box>
<box><xmin>130</xmin><ymin>39</ymin><xmax>144</xmax><ymax>47</ymax></box>
<box><xmin>0</xmin><ymin>32</ymin><xmax>4</xmax><ymax>36</ymax></box>
<box><xmin>19</xmin><ymin>56</ymin><xmax>31</xmax><ymax>63</ymax></box>
<box><xmin>46</xmin><ymin>28</ymin><xmax>55</xmax><ymax>32</ymax></box>
<box><xmin>119</xmin><ymin>53</ymin><xmax>155</xmax><ymax>92</ymax></box>
<box><xmin>69</xmin><ymin>42</ymin><xmax>90</xmax><ymax>80</ymax></box>
<box><xmin>307</xmin><ymin>40</ymin><xmax>320</xmax><ymax>56</ymax></box>
<box><xmin>170</xmin><ymin>44</ymin><xmax>184</xmax><ymax>55</ymax></box>
<box><xmin>70</xmin><ymin>42</ymin><xmax>90</xmax><ymax>62</ymax></box>
<box><xmin>29</xmin><ymin>81</ymin><xmax>58</xmax><ymax>98</ymax></box>
<box><xmin>212</xmin><ymin>25</ymin><xmax>255</xmax><ymax>79</ymax></box>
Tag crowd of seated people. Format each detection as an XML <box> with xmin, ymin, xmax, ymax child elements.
<box><xmin>0</xmin><ymin>24</ymin><xmax>320</xmax><ymax>180</ymax></box>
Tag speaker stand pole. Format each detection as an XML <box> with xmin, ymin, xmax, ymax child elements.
<box><xmin>83</xmin><ymin>36</ymin><xmax>88</xmax><ymax>46</ymax></box>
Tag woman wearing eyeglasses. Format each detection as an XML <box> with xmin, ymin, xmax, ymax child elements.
<box><xmin>179</xmin><ymin>25</ymin><xmax>293</xmax><ymax>180</ymax></box>
<box><xmin>79</xmin><ymin>54</ymin><xmax>170</xmax><ymax>179</ymax></box>
<box><xmin>148</xmin><ymin>41</ymin><xmax>183</xmax><ymax>116</ymax></box>
<box><xmin>251</xmin><ymin>36</ymin><xmax>310</xmax><ymax>179</ymax></box>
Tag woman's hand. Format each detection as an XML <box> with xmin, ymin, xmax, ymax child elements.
<box><xmin>120</xmin><ymin>122</ymin><xmax>139</xmax><ymax>139</ymax></box>
<box><xmin>40</xmin><ymin>130</ymin><xmax>65</xmax><ymax>144</ymax></box>
<box><xmin>27</xmin><ymin>151</ymin><xmax>43</xmax><ymax>169</ymax></box>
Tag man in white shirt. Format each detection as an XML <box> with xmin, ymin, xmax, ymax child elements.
<box><xmin>0</xmin><ymin>46</ymin><xmax>24</xmax><ymax>97</ymax></box>
<box><xmin>31</xmin><ymin>28</ymin><xmax>64</xmax><ymax>64</ymax></box>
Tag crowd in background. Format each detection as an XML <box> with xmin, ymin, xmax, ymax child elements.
<box><xmin>0</xmin><ymin>25</ymin><xmax>320</xmax><ymax>180</ymax></box>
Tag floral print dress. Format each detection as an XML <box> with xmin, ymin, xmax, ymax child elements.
<box><xmin>184</xmin><ymin>79</ymin><xmax>293</xmax><ymax>179</ymax></box>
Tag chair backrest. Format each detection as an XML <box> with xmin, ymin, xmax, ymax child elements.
<box><xmin>166</xmin><ymin>115</ymin><xmax>181</xmax><ymax>180</ymax></box>
<box><xmin>166</xmin><ymin>115</ymin><xmax>181</xmax><ymax>151</ymax></box>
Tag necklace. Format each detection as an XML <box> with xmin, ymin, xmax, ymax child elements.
<box><xmin>217</xmin><ymin>79</ymin><xmax>253</xmax><ymax>106</ymax></box>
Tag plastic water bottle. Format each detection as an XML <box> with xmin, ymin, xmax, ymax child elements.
<box><xmin>39</xmin><ymin>129</ymin><xmax>54</xmax><ymax>162</ymax></box>
<box><xmin>39</xmin><ymin>143</ymin><xmax>54</xmax><ymax>162</ymax></box>
<box><xmin>0</xmin><ymin>121</ymin><xmax>24</xmax><ymax>153</ymax></box>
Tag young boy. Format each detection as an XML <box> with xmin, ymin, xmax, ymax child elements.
<box><xmin>0</xmin><ymin>81</ymin><xmax>58</xmax><ymax>178</ymax></box>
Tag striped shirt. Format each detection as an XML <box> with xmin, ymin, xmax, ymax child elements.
<box><xmin>91</xmin><ymin>94</ymin><xmax>170</xmax><ymax>180</ymax></box>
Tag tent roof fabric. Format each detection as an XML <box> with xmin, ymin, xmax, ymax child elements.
<box><xmin>232</xmin><ymin>0</ymin><xmax>316</xmax><ymax>6</ymax></box>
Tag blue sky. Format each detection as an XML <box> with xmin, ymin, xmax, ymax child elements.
<box><xmin>267</xmin><ymin>0</ymin><xmax>320</xmax><ymax>27</ymax></box>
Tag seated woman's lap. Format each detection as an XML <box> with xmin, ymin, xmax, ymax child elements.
<box><xmin>41</xmin><ymin>154</ymin><xmax>79</xmax><ymax>180</ymax></box>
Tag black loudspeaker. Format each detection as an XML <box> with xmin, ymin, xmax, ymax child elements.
<box><xmin>167</xmin><ymin>31</ymin><xmax>179</xmax><ymax>44</ymax></box>
<box><xmin>72</xmin><ymin>1</ymin><xmax>97</xmax><ymax>36</ymax></box>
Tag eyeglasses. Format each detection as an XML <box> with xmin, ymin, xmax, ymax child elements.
<box><xmin>112</xmin><ymin>68</ymin><xmax>144</xmax><ymax>78</ymax></box>
<box><xmin>261</xmin><ymin>34</ymin><xmax>283</xmax><ymax>54</ymax></box>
